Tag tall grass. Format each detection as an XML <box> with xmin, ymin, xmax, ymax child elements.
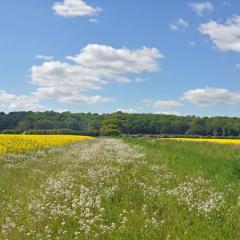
<box><xmin>0</xmin><ymin>138</ymin><xmax>240</xmax><ymax>239</ymax></box>
<box><xmin>125</xmin><ymin>138</ymin><xmax>240</xmax><ymax>239</ymax></box>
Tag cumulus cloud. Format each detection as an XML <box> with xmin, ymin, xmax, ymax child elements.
<box><xmin>182</xmin><ymin>87</ymin><xmax>240</xmax><ymax>106</ymax></box>
<box><xmin>199</xmin><ymin>16</ymin><xmax>240</xmax><ymax>52</ymax></box>
<box><xmin>53</xmin><ymin>0</ymin><xmax>101</xmax><ymax>17</ymax></box>
<box><xmin>31</xmin><ymin>61</ymin><xmax>106</xmax><ymax>95</ymax></box>
<box><xmin>188</xmin><ymin>2</ymin><xmax>214</xmax><ymax>16</ymax></box>
<box><xmin>31</xmin><ymin>44</ymin><xmax>162</xmax><ymax>104</ymax></box>
<box><xmin>169</xmin><ymin>18</ymin><xmax>189</xmax><ymax>31</ymax></box>
<box><xmin>0</xmin><ymin>90</ymin><xmax>48</xmax><ymax>111</ymax></box>
<box><xmin>67</xmin><ymin>44</ymin><xmax>162</xmax><ymax>74</ymax></box>
<box><xmin>152</xmin><ymin>100</ymin><xmax>183</xmax><ymax>111</ymax></box>
<box><xmin>1</xmin><ymin>44</ymin><xmax>162</xmax><ymax>111</ymax></box>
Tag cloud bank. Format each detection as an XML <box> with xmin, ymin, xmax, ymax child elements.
<box><xmin>0</xmin><ymin>44</ymin><xmax>163</xmax><ymax>111</ymax></box>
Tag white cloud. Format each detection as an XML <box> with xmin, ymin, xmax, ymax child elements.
<box><xmin>31</xmin><ymin>60</ymin><xmax>112</xmax><ymax>105</ymax></box>
<box><xmin>236</xmin><ymin>63</ymin><xmax>240</xmax><ymax>68</ymax></box>
<box><xmin>56</xmin><ymin>109</ymin><xmax>70</xmax><ymax>113</ymax></box>
<box><xmin>36</xmin><ymin>55</ymin><xmax>54</xmax><ymax>61</ymax></box>
<box><xmin>169</xmin><ymin>18</ymin><xmax>189</xmax><ymax>31</ymax></box>
<box><xmin>199</xmin><ymin>16</ymin><xmax>240</xmax><ymax>52</ymax></box>
<box><xmin>1</xmin><ymin>44</ymin><xmax>162</xmax><ymax>111</ymax></box>
<box><xmin>31</xmin><ymin>61</ymin><xmax>106</xmax><ymax>94</ymax></box>
<box><xmin>182</xmin><ymin>87</ymin><xmax>240</xmax><ymax>106</ymax></box>
<box><xmin>188</xmin><ymin>2</ymin><xmax>214</xmax><ymax>16</ymax></box>
<box><xmin>114</xmin><ymin>76</ymin><xmax>131</xmax><ymax>84</ymax></box>
<box><xmin>32</xmin><ymin>44</ymin><xmax>162</xmax><ymax>104</ymax></box>
<box><xmin>0</xmin><ymin>90</ymin><xmax>48</xmax><ymax>112</ymax></box>
<box><xmin>178</xmin><ymin>18</ymin><xmax>189</xmax><ymax>28</ymax></box>
<box><xmin>169</xmin><ymin>24</ymin><xmax>178</xmax><ymax>31</ymax></box>
<box><xmin>53</xmin><ymin>0</ymin><xmax>101</xmax><ymax>17</ymax></box>
<box><xmin>152</xmin><ymin>100</ymin><xmax>183</xmax><ymax>111</ymax></box>
<box><xmin>156</xmin><ymin>111</ymin><xmax>182</xmax><ymax>116</ymax></box>
<box><xmin>58</xmin><ymin>94</ymin><xmax>113</xmax><ymax>104</ymax></box>
<box><xmin>67</xmin><ymin>44</ymin><xmax>163</xmax><ymax>74</ymax></box>
<box><xmin>116</xmin><ymin>108</ymin><xmax>137</xmax><ymax>113</ymax></box>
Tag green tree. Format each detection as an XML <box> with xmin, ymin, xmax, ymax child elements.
<box><xmin>100</xmin><ymin>119</ymin><xmax>121</xmax><ymax>136</ymax></box>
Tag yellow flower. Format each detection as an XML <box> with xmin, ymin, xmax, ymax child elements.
<box><xmin>0</xmin><ymin>135</ymin><xmax>93</xmax><ymax>154</ymax></box>
<box><xmin>166</xmin><ymin>138</ymin><xmax>240</xmax><ymax>145</ymax></box>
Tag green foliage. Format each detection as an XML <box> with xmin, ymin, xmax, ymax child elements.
<box><xmin>1</xmin><ymin>111</ymin><xmax>240</xmax><ymax>137</ymax></box>
<box><xmin>100</xmin><ymin>118</ymin><xmax>122</xmax><ymax>136</ymax></box>
<box><xmin>1</xmin><ymin>129</ymin><xmax>22</xmax><ymax>134</ymax></box>
<box><xmin>27</xmin><ymin>129</ymin><xmax>99</xmax><ymax>136</ymax></box>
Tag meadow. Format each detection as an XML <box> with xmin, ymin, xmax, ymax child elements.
<box><xmin>1</xmin><ymin>136</ymin><xmax>240</xmax><ymax>239</ymax></box>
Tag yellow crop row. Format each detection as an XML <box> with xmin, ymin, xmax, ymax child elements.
<box><xmin>0</xmin><ymin>134</ymin><xmax>94</xmax><ymax>154</ymax></box>
<box><xmin>165</xmin><ymin>138</ymin><xmax>240</xmax><ymax>145</ymax></box>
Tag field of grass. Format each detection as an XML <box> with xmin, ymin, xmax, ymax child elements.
<box><xmin>1</xmin><ymin>137</ymin><xmax>240</xmax><ymax>239</ymax></box>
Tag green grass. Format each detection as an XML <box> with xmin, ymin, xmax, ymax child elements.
<box><xmin>125</xmin><ymin>138</ymin><xmax>240</xmax><ymax>239</ymax></box>
<box><xmin>127</xmin><ymin>138</ymin><xmax>240</xmax><ymax>185</ymax></box>
<box><xmin>1</xmin><ymin>138</ymin><xmax>240</xmax><ymax>239</ymax></box>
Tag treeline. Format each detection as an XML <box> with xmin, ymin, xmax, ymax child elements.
<box><xmin>0</xmin><ymin>111</ymin><xmax>240</xmax><ymax>137</ymax></box>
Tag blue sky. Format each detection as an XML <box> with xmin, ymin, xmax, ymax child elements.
<box><xmin>0</xmin><ymin>0</ymin><xmax>240</xmax><ymax>116</ymax></box>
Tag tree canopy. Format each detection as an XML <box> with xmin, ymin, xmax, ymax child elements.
<box><xmin>0</xmin><ymin>111</ymin><xmax>240</xmax><ymax>137</ymax></box>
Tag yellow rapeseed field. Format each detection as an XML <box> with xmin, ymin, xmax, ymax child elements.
<box><xmin>0</xmin><ymin>134</ymin><xmax>93</xmax><ymax>154</ymax></box>
<box><xmin>166</xmin><ymin>138</ymin><xmax>240</xmax><ymax>145</ymax></box>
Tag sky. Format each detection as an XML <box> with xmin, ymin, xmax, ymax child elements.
<box><xmin>0</xmin><ymin>0</ymin><xmax>240</xmax><ymax>116</ymax></box>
